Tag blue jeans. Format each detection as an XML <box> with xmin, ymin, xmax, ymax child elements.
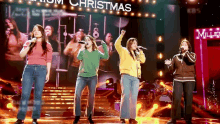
<box><xmin>74</xmin><ymin>76</ymin><xmax>97</xmax><ymax>117</ymax></box>
<box><xmin>120</xmin><ymin>74</ymin><xmax>139</xmax><ymax>119</ymax></box>
<box><xmin>17</xmin><ymin>65</ymin><xmax>47</xmax><ymax>120</ymax></box>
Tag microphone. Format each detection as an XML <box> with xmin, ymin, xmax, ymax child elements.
<box><xmin>138</xmin><ymin>46</ymin><xmax>148</xmax><ymax>50</ymax></box>
<box><xmin>78</xmin><ymin>40</ymin><xmax>88</xmax><ymax>45</ymax></box>
<box><xmin>29</xmin><ymin>38</ymin><xmax>37</xmax><ymax>48</ymax></box>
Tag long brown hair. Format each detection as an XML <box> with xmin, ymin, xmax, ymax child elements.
<box><xmin>28</xmin><ymin>24</ymin><xmax>48</xmax><ymax>55</ymax></box>
<box><xmin>179</xmin><ymin>39</ymin><xmax>192</xmax><ymax>53</ymax></box>
<box><xmin>85</xmin><ymin>35</ymin><xmax>98</xmax><ymax>51</ymax></box>
<box><xmin>126</xmin><ymin>38</ymin><xmax>138</xmax><ymax>60</ymax></box>
<box><xmin>5</xmin><ymin>18</ymin><xmax>21</xmax><ymax>42</ymax></box>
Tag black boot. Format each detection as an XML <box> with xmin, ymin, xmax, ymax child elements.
<box><xmin>129</xmin><ymin>119</ymin><xmax>138</xmax><ymax>124</ymax></box>
<box><xmin>167</xmin><ymin>119</ymin><xmax>176</xmax><ymax>124</ymax></box>
<box><xmin>120</xmin><ymin>119</ymin><xmax>126</xmax><ymax>123</ymax></box>
<box><xmin>88</xmin><ymin>115</ymin><xmax>94</xmax><ymax>124</ymax></box>
<box><xmin>73</xmin><ymin>116</ymin><xmax>80</xmax><ymax>124</ymax></box>
<box><xmin>14</xmin><ymin>119</ymin><xmax>24</xmax><ymax>124</ymax></box>
<box><xmin>32</xmin><ymin>119</ymin><xmax>38</xmax><ymax>124</ymax></box>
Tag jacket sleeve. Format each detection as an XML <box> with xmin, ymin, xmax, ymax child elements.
<box><xmin>185</xmin><ymin>51</ymin><xmax>196</xmax><ymax>63</ymax></box>
<box><xmin>114</xmin><ymin>34</ymin><xmax>124</xmax><ymax>56</ymax></box>
<box><xmin>139</xmin><ymin>50</ymin><xmax>146</xmax><ymax>64</ymax></box>
<box><xmin>99</xmin><ymin>43</ymin><xmax>109</xmax><ymax>60</ymax></box>
<box><xmin>167</xmin><ymin>56</ymin><xmax>175</xmax><ymax>72</ymax></box>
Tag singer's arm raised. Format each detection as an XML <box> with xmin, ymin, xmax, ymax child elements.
<box><xmin>63</xmin><ymin>42</ymin><xmax>73</xmax><ymax>55</ymax></box>
<box><xmin>99</xmin><ymin>41</ymin><xmax>109</xmax><ymax>60</ymax></box>
<box><xmin>115</xmin><ymin>32</ymin><xmax>125</xmax><ymax>56</ymax></box>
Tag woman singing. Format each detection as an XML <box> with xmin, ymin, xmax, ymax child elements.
<box><xmin>3</xmin><ymin>18</ymin><xmax>27</xmax><ymax>81</ymax></box>
<box><xmin>115</xmin><ymin>30</ymin><xmax>146</xmax><ymax>124</ymax></box>
<box><xmin>15</xmin><ymin>24</ymin><xmax>53</xmax><ymax>124</ymax></box>
<box><xmin>165</xmin><ymin>39</ymin><xmax>196</xmax><ymax>124</ymax></box>
<box><xmin>73</xmin><ymin>35</ymin><xmax>108</xmax><ymax>124</ymax></box>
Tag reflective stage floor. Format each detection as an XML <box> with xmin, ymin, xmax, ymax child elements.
<box><xmin>1</xmin><ymin>116</ymin><xmax>220</xmax><ymax>124</ymax></box>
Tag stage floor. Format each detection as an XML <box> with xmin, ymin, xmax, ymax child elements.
<box><xmin>1</xmin><ymin>116</ymin><xmax>220</xmax><ymax>124</ymax></box>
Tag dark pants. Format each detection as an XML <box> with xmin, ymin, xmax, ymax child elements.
<box><xmin>17</xmin><ymin>65</ymin><xmax>47</xmax><ymax>120</ymax></box>
<box><xmin>171</xmin><ymin>81</ymin><xmax>195</xmax><ymax>121</ymax></box>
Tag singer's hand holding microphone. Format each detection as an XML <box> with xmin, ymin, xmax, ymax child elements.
<box><xmin>29</xmin><ymin>38</ymin><xmax>37</xmax><ymax>48</ymax></box>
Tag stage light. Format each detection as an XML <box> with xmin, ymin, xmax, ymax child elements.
<box><xmin>158</xmin><ymin>71</ymin><xmax>163</xmax><ymax>77</ymax></box>
<box><xmin>158</xmin><ymin>36</ymin><xmax>162</xmax><ymax>42</ymax></box>
<box><xmin>152</xmin><ymin>13</ymin><xmax>156</xmax><ymax>18</ymax></box>
<box><xmin>36</xmin><ymin>2</ymin><xmax>41</xmax><ymax>6</ymax></box>
<box><xmin>160</xmin><ymin>81</ymin><xmax>164</xmax><ymax>86</ymax></box>
<box><xmin>157</xmin><ymin>53</ymin><xmax>163</xmax><ymax>59</ymax></box>
<box><xmin>45</xmin><ymin>3</ymin><xmax>49</xmax><ymax>7</ymax></box>
<box><xmin>137</xmin><ymin>103</ymin><xmax>142</xmax><ymax>109</ymax></box>
<box><xmin>138</xmin><ymin>13</ymin><xmax>142</xmax><ymax>17</ymax></box>
<box><xmin>145</xmin><ymin>13</ymin><xmax>149</xmax><ymax>17</ymax></box>
<box><xmin>131</xmin><ymin>12</ymin><xmax>135</xmax><ymax>16</ymax></box>
<box><xmin>152</xmin><ymin>0</ymin><xmax>156</xmax><ymax>4</ymax></box>
<box><xmin>87</xmin><ymin>8</ymin><xmax>90</xmax><ymax>11</ymax></box>
<box><xmin>106</xmin><ymin>79</ymin><xmax>110</xmax><ymax>84</ymax></box>
<box><xmin>9</xmin><ymin>0</ymin><xmax>13</xmax><ymax>3</ymax></box>
<box><xmin>70</xmin><ymin>6</ymin><xmax>74</xmax><ymax>10</ymax></box>
<box><xmin>102</xmin><ymin>10</ymin><xmax>106</xmax><ymax>13</ymax></box>
<box><xmin>94</xmin><ymin>9</ymin><xmax>98</xmax><ymax>12</ymax></box>
<box><xmin>209</xmin><ymin>28</ymin><xmax>213</xmax><ymax>31</ymax></box>
<box><xmin>109</xmin><ymin>10</ymin><xmax>113</xmax><ymax>14</ymax></box>
<box><xmin>79</xmin><ymin>7</ymin><xmax>82</xmax><ymax>11</ymax></box>
<box><xmin>139</xmin><ymin>0</ymin><xmax>142</xmax><ymax>2</ymax></box>
<box><xmin>7</xmin><ymin>103</ymin><xmax>13</xmax><ymax>109</ymax></box>
<box><xmin>62</xmin><ymin>5</ymin><xmax>66</xmax><ymax>9</ymax></box>
<box><xmin>132</xmin><ymin>0</ymin><xmax>135</xmax><ymax>2</ymax></box>
<box><xmin>27</xmin><ymin>1</ymin><xmax>32</xmax><ymax>5</ymax></box>
<box><xmin>217</xmin><ymin>28</ymin><xmax>219</xmax><ymax>30</ymax></box>
<box><xmin>18</xmin><ymin>0</ymin><xmax>22</xmax><ymax>4</ymax></box>
<box><xmin>54</xmin><ymin>4</ymin><xmax>58</xmax><ymax>8</ymax></box>
<box><xmin>116</xmin><ymin>11</ymin><xmax>120</xmax><ymax>15</ymax></box>
<box><xmin>124</xmin><ymin>12</ymin><xmax>128</xmax><ymax>16</ymax></box>
<box><xmin>146</xmin><ymin>0</ymin><xmax>149</xmax><ymax>3</ymax></box>
<box><xmin>153</xmin><ymin>104</ymin><xmax>158</xmax><ymax>109</ymax></box>
<box><xmin>168</xmin><ymin>104</ymin><xmax>171</xmax><ymax>108</ymax></box>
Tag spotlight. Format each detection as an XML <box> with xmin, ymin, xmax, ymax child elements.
<box><xmin>153</xmin><ymin>104</ymin><xmax>158</xmax><ymax>109</ymax></box>
<box><xmin>102</xmin><ymin>10</ymin><xmax>106</xmax><ymax>13</ymax></box>
<box><xmin>137</xmin><ymin>103</ymin><xmax>142</xmax><ymax>109</ymax></box>
<box><xmin>158</xmin><ymin>71</ymin><xmax>163</xmax><ymax>77</ymax></box>
<box><xmin>7</xmin><ymin>103</ymin><xmax>13</xmax><ymax>109</ymax></box>
<box><xmin>158</xmin><ymin>36</ymin><xmax>162</xmax><ymax>42</ymax></box>
<box><xmin>152</xmin><ymin>13</ymin><xmax>156</xmax><ymax>18</ymax></box>
<box><xmin>79</xmin><ymin>7</ymin><xmax>82</xmax><ymax>11</ymax></box>
<box><xmin>62</xmin><ymin>5</ymin><xmax>66</xmax><ymax>9</ymax></box>
<box><xmin>70</xmin><ymin>6</ymin><xmax>74</xmax><ymax>10</ymax></box>
<box><xmin>87</xmin><ymin>8</ymin><xmax>90</xmax><ymax>11</ymax></box>
<box><xmin>124</xmin><ymin>12</ymin><xmax>128</xmax><ymax>16</ymax></box>
<box><xmin>152</xmin><ymin>0</ymin><xmax>156</xmax><ymax>4</ymax></box>
<box><xmin>18</xmin><ymin>0</ymin><xmax>22</xmax><ymax>4</ymax></box>
<box><xmin>94</xmin><ymin>9</ymin><xmax>98</xmax><ymax>12</ymax></box>
<box><xmin>168</xmin><ymin>104</ymin><xmax>171</xmax><ymax>109</ymax></box>
<box><xmin>45</xmin><ymin>3</ymin><xmax>49</xmax><ymax>7</ymax></box>
<box><xmin>146</xmin><ymin>0</ymin><xmax>149</xmax><ymax>3</ymax></box>
<box><xmin>54</xmin><ymin>4</ymin><xmax>58</xmax><ymax>8</ymax></box>
<box><xmin>27</xmin><ymin>1</ymin><xmax>32</xmax><ymax>5</ymax></box>
<box><xmin>157</xmin><ymin>53</ymin><xmax>163</xmax><ymax>59</ymax></box>
<box><xmin>106</xmin><ymin>78</ymin><xmax>114</xmax><ymax>88</ymax></box>
<box><xmin>36</xmin><ymin>2</ymin><xmax>41</xmax><ymax>6</ymax></box>
<box><xmin>145</xmin><ymin>13</ymin><xmax>149</xmax><ymax>17</ymax></box>
<box><xmin>9</xmin><ymin>0</ymin><xmax>13</xmax><ymax>3</ymax></box>
<box><xmin>109</xmin><ymin>10</ymin><xmax>113</xmax><ymax>14</ymax></box>
<box><xmin>131</xmin><ymin>12</ymin><xmax>135</xmax><ymax>16</ymax></box>
<box><xmin>138</xmin><ymin>13</ymin><xmax>142</xmax><ymax>17</ymax></box>
<box><xmin>116</xmin><ymin>11</ymin><xmax>120</xmax><ymax>15</ymax></box>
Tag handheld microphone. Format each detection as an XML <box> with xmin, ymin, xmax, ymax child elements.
<box><xmin>78</xmin><ymin>40</ymin><xmax>88</xmax><ymax>45</ymax></box>
<box><xmin>29</xmin><ymin>38</ymin><xmax>37</xmax><ymax>48</ymax></box>
<box><xmin>138</xmin><ymin>46</ymin><xmax>148</xmax><ymax>50</ymax></box>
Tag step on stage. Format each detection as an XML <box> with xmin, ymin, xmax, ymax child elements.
<box><xmin>1</xmin><ymin>117</ymin><xmax>220</xmax><ymax>124</ymax></box>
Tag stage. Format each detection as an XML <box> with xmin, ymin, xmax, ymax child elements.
<box><xmin>1</xmin><ymin>117</ymin><xmax>220</xmax><ymax>124</ymax></box>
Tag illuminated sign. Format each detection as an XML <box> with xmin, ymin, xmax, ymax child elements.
<box><xmin>195</xmin><ymin>28</ymin><xmax>220</xmax><ymax>39</ymax></box>
<box><xmin>30</xmin><ymin>0</ymin><xmax>132</xmax><ymax>12</ymax></box>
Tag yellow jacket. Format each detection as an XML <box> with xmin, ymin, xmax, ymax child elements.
<box><xmin>114</xmin><ymin>35</ymin><xmax>146</xmax><ymax>78</ymax></box>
